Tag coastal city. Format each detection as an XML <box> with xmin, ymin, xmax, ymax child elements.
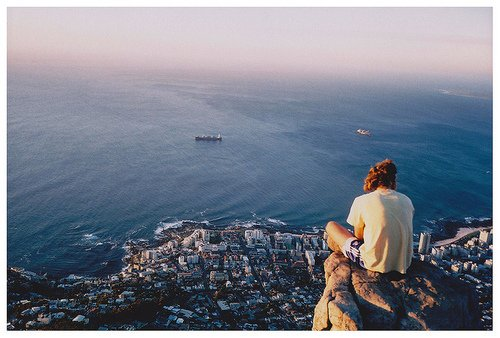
<box><xmin>7</xmin><ymin>222</ymin><xmax>493</xmax><ymax>330</ymax></box>
<box><xmin>416</xmin><ymin>228</ymin><xmax>493</xmax><ymax>330</ymax></box>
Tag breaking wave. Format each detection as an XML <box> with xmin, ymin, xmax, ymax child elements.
<box><xmin>464</xmin><ymin>216</ymin><xmax>491</xmax><ymax>224</ymax></box>
<box><xmin>75</xmin><ymin>233</ymin><xmax>119</xmax><ymax>252</ymax></box>
<box><xmin>266</xmin><ymin>218</ymin><xmax>287</xmax><ymax>226</ymax></box>
<box><xmin>154</xmin><ymin>219</ymin><xmax>210</xmax><ymax>237</ymax></box>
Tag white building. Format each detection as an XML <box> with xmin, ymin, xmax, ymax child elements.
<box><xmin>142</xmin><ymin>250</ymin><xmax>158</xmax><ymax>261</ymax></box>
<box><xmin>210</xmin><ymin>271</ymin><xmax>228</xmax><ymax>282</ymax></box>
<box><xmin>283</xmin><ymin>234</ymin><xmax>293</xmax><ymax>249</ymax></box>
<box><xmin>419</xmin><ymin>254</ymin><xmax>430</xmax><ymax>262</ymax></box>
<box><xmin>450</xmin><ymin>244</ymin><xmax>459</xmax><ymax>257</ymax></box>
<box><xmin>451</xmin><ymin>262</ymin><xmax>463</xmax><ymax>273</ymax></box>
<box><xmin>431</xmin><ymin>247</ymin><xmax>444</xmax><ymax>259</ymax></box>
<box><xmin>245</xmin><ymin>230</ymin><xmax>253</xmax><ymax>241</ymax></box>
<box><xmin>479</xmin><ymin>230</ymin><xmax>493</xmax><ymax>245</ymax></box>
<box><xmin>245</xmin><ymin>229</ymin><xmax>264</xmax><ymax>242</ymax></box>
<box><xmin>166</xmin><ymin>240</ymin><xmax>178</xmax><ymax>250</ymax></box>
<box><xmin>305</xmin><ymin>251</ymin><xmax>316</xmax><ymax>266</ymax></box>
<box><xmin>471</xmin><ymin>263</ymin><xmax>480</xmax><ymax>274</ymax></box>
<box><xmin>311</xmin><ymin>237</ymin><xmax>319</xmax><ymax>249</ymax></box>
<box><xmin>183</xmin><ymin>236</ymin><xmax>195</xmax><ymax>248</ymax></box>
<box><xmin>321</xmin><ymin>239</ymin><xmax>328</xmax><ymax>251</ymax></box>
<box><xmin>201</xmin><ymin>229</ymin><xmax>211</xmax><ymax>242</ymax></box>
<box><xmin>418</xmin><ymin>233</ymin><xmax>431</xmax><ymax>254</ymax></box>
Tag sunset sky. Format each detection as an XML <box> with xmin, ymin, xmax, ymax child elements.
<box><xmin>7</xmin><ymin>7</ymin><xmax>492</xmax><ymax>80</ymax></box>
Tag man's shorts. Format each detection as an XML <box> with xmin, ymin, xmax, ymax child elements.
<box><xmin>341</xmin><ymin>237</ymin><xmax>366</xmax><ymax>269</ymax></box>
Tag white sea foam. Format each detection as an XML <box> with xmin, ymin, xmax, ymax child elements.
<box><xmin>76</xmin><ymin>233</ymin><xmax>100</xmax><ymax>246</ymax></box>
<box><xmin>154</xmin><ymin>219</ymin><xmax>210</xmax><ymax>236</ymax></box>
<box><xmin>125</xmin><ymin>224</ymin><xmax>146</xmax><ymax>237</ymax></box>
<box><xmin>79</xmin><ymin>233</ymin><xmax>118</xmax><ymax>251</ymax></box>
<box><xmin>154</xmin><ymin>221</ymin><xmax>184</xmax><ymax>235</ymax></box>
<box><xmin>229</xmin><ymin>216</ymin><xmax>289</xmax><ymax>229</ymax></box>
<box><xmin>83</xmin><ymin>233</ymin><xmax>98</xmax><ymax>240</ymax></box>
<box><xmin>464</xmin><ymin>216</ymin><xmax>491</xmax><ymax>224</ymax></box>
<box><xmin>122</xmin><ymin>238</ymin><xmax>150</xmax><ymax>252</ymax></box>
<box><xmin>209</xmin><ymin>216</ymin><xmax>225</xmax><ymax>223</ymax></box>
<box><xmin>266</xmin><ymin>218</ymin><xmax>287</xmax><ymax>226</ymax></box>
<box><xmin>233</xmin><ymin>220</ymin><xmax>260</xmax><ymax>228</ymax></box>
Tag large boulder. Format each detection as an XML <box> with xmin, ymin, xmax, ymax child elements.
<box><xmin>312</xmin><ymin>252</ymin><xmax>481</xmax><ymax>330</ymax></box>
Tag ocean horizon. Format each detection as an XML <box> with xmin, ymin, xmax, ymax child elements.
<box><xmin>7</xmin><ymin>67</ymin><xmax>492</xmax><ymax>278</ymax></box>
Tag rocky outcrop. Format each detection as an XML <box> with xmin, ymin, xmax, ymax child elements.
<box><xmin>312</xmin><ymin>252</ymin><xmax>482</xmax><ymax>330</ymax></box>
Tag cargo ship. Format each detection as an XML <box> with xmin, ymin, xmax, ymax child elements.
<box><xmin>195</xmin><ymin>133</ymin><xmax>222</xmax><ymax>141</ymax></box>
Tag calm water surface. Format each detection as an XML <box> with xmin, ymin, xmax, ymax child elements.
<box><xmin>7</xmin><ymin>68</ymin><xmax>492</xmax><ymax>276</ymax></box>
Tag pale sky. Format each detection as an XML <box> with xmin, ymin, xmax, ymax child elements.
<box><xmin>7</xmin><ymin>7</ymin><xmax>492</xmax><ymax>79</ymax></box>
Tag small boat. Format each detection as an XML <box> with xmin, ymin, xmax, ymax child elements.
<box><xmin>195</xmin><ymin>133</ymin><xmax>222</xmax><ymax>141</ymax></box>
<box><xmin>356</xmin><ymin>129</ymin><xmax>371</xmax><ymax>136</ymax></box>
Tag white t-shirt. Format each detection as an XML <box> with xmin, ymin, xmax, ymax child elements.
<box><xmin>346</xmin><ymin>189</ymin><xmax>414</xmax><ymax>273</ymax></box>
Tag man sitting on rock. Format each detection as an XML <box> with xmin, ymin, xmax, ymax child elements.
<box><xmin>325</xmin><ymin>159</ymin><xmax>414</xmax><ymax>274</ymax></box>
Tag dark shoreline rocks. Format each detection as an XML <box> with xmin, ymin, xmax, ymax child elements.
<box><xmin>313</xmin><ymin>252</ymin><xmax>482</xmax><ymax>330</ymax></box>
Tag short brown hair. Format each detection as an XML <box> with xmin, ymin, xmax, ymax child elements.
<box><xmin>363</xmin><ymin>159</ymin><xmax>397</xmax><ymax>192</ymax></box>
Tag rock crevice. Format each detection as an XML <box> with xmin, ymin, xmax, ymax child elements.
<box><xmin>312</xmin><ymin>252</ymin><xmax>482</xmax><ymax>330</ymax></box>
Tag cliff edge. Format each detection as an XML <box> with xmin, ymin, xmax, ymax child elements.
<box><xmin>312</xmin><ymin>252</ymin><xmax>482</xmax><ymax>330</ymax></box>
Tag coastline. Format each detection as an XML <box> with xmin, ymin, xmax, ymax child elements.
<box><xmin>8</xmin><ymin>216</ymin><xmax>493</xmax><ymax>279</ymax></box>
<box><xmin>7</xmin><ymin>219</ymin><xmax>493</xmax><ymax>330</ymax></box>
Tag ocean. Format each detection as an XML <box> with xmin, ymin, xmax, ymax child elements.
<box><xmin>7</xmin><ymin>67</ymin><xmax>492</xmax><ymax>277</ymax></box>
